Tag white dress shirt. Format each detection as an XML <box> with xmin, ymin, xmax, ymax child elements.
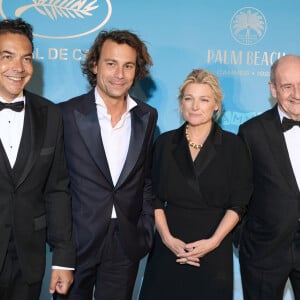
<box><xmin>278</xmin><ymin>107</ymin><xmax>300</xmax><ymax>190</ymax></box>
<box><xmin>0</xmin><ymin>96</ymin><xmax>25</xmax><ymax>167</ymax></box>
<box><xmin>95</xmin><ymin>89</ymin><xmax>137</xmax><ymax>218</ymax></box>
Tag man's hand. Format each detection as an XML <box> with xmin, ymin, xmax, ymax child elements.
<box><xmin>49</xmin><ymin>269</ymin><xmax>74</xmax><ymax>295</ymax></box>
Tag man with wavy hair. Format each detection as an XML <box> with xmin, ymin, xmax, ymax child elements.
<box><xmin>57</xmin><ymin>30</ymin><xmax>157</xmax><ymax>299</ymax></box>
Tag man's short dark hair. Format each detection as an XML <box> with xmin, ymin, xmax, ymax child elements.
<box><xmin>0</xmin><ymin>18</ymin><xmax>34</xmax><ymax>51</ymax></box>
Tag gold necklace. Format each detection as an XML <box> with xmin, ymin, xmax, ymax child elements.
<box><xmin>185</xmin><ymin>124</ymin><xmax>203</xmax><ymax>150</ymax></box>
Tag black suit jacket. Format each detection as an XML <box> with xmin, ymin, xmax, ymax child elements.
<box><xmin>60</xmin><ymin>89</ymin><xmax>158</xmax><ymax>266</ymax></box>
<box><xmin>238</xmin><ymin>105</ymin><xmax>300</xmax><ymax>268</ymax></box>
<box><xmin>0</xmin><ymin>90</ymin><xmax>75</xmax><ymax>284</ymax></box>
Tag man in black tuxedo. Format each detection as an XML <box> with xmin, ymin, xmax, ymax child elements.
<box><xmin>238</xmin><ymin>55</ymin><xmax>300</xmax><ymax>300</ymax></box>
<box><xmin>0</xmin><ymin>18</ymin><xmax>75</xmax><ymax>300</ymax></box>
<box><xmin>56</xmin><ymin>30</ymin><xmax>157</xmax><ymax>299</ymax></box>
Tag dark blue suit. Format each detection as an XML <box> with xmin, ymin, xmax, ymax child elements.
<box><xmin>59</xmin><ymin>89</ymin><xmax>157</xmax><ymax>299</ymax></box>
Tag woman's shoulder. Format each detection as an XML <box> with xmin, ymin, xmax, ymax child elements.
<box><xmin>155</xmin><ymin>126</ymin><xmax>183</xmax><ymax>145</ymax></box>
<box><xmin>218</xmin><ymin>127</ymin><xmax>247</xmax><ymax>150</ymax></box>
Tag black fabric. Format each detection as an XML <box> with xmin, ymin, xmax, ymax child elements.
<box><xmin>139</xmin><ymin>123</ymin><xmax>252</xmax><ymax>300</ymax></box>
<box><xmin>0</xmin><ymin>238</ymin><xmax>42</xmax><ymax>300</ymax></box>
<box><xmin>282</xmin><ymin>116</ymin><xmax>300</xmax><ymax>132</ymax></box>
<box><xmin>11</xmin><ymin>106</ymin><xmax>31</xmax><ymax>184</ymax></box>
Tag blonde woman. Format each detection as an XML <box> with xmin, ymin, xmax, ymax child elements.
<box><xmin>139</xmin><ymin>69</ymin><xmax>252</xmax><ymax>300</ymax></box>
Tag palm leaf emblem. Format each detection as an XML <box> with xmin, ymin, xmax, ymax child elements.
<box><xmin>233</xmin><ymin>10</ymin><xmax>264</xmax><ymax>36</ymax></box>
<box><xmin>231</xmin><ymin>7</ymin><xmax>266</xmax><ymax>45</ymax></box>
<box><xmin>16</xmin><ymin>0</ymin><xmax>99</xmax><ymax>20</ymax></box>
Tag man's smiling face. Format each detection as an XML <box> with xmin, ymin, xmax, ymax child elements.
<box><xmin>0</xmin><ymin>32</ymin><xmax>33</xmax><ymax>101</ymax></box>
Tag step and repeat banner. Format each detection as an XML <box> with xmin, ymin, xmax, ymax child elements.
<box><xmin>1</xmin><ymin>1</ymin><xmax>298</xmax><ymax>299</ymax></box>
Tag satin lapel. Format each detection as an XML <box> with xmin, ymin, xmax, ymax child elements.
<box><xmin>16</xmin><ymin>100</ymin><xmax>46</xmax><ymax>188</ymax></box>
<box><xmin>262</xmin><ymin>107</ymin><xmax>299</xmax><ymax>194</ymax></box>
<box><xmin>115</xmin><ymin>107</ymin><xmax>150</xmax><ymax>189</ymax></box>
<box><xmin>172</xmin><ymin>124</ymin><xmax>200</xmax><ymax>194</ymax></box>
<box><xmin>74</xmin><ymin>108</ymin><xmax>112</xmax><ymax>185</ymax></box>
<box><xmin>0</xmin><ymin>140</ymin><xmax>12</xmax><ymax>182</ymax></box>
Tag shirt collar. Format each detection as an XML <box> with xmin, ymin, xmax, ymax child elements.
<box><xmin>94</xmin><ymin>88</ymin><xmax>137</xmax><ymax>116</ymax></box>
<box><xmin>277</xmin><ymin>105</ymin><xmax>289</xmax><ymax>122</ymax></box>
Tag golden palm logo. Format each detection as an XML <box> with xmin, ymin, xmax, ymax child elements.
<box><xmin>0</xmin><ymin>0</ymin><xmax>112</xmax><ymax>39</ymax></box>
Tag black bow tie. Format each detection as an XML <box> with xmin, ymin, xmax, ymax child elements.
<box><xmin>0</xmin><ymin>101</ymin><xmax>24</xmax><ymax>112</ymax></box>
<box><xmin>282</xmin><ymin>117</ymin><xmax>300</xmax><ymax>132</ymax></box>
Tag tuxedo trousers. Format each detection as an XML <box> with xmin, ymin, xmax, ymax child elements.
<box><xmin>0</xmin><ymin>234</ymin><xmax>42</xmax><ymax>300</ymax></box>
<box><xmin>56</xmin><ymin>219</ymin><xmax>139</xmax><ymax>300</ymax></box>
<box><xmin>240</xmin><ymin>222</ymin><xmax>300</xmax><ymax>300</ymax></box>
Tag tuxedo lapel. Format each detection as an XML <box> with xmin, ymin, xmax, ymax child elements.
<box><xmin>0</xmin><ymin>140</ymin><xmax>12</xmax><ymax>182</ymax></box>
<box><xmin>74</xmin><ymin>102</ymin><xmax>112</xmax><ymax>185</ymax></box>
<box><xmin>11</xmin><ymin>106</ymin><xmax>31</xmax><ymax>185</ymax></box>
<box><xmin>115</xmin><ymin>105</ymin><xmax>150</xmax><ymax>189</ymax></box>
<box><xmin>15</xmin><ymin>99</ymin><xmax>47</xmax><ymax>188</ymax></box>
<box><xmin>262</xmin><ymin>107</ymin><xmax>299</xmax><ymax>194</ymax></box>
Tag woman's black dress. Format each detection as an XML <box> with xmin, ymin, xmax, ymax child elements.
<box><xmin>139</xmin><ymin>123</ymin><xmax>252</xmax><ymax>300</ymax></box>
